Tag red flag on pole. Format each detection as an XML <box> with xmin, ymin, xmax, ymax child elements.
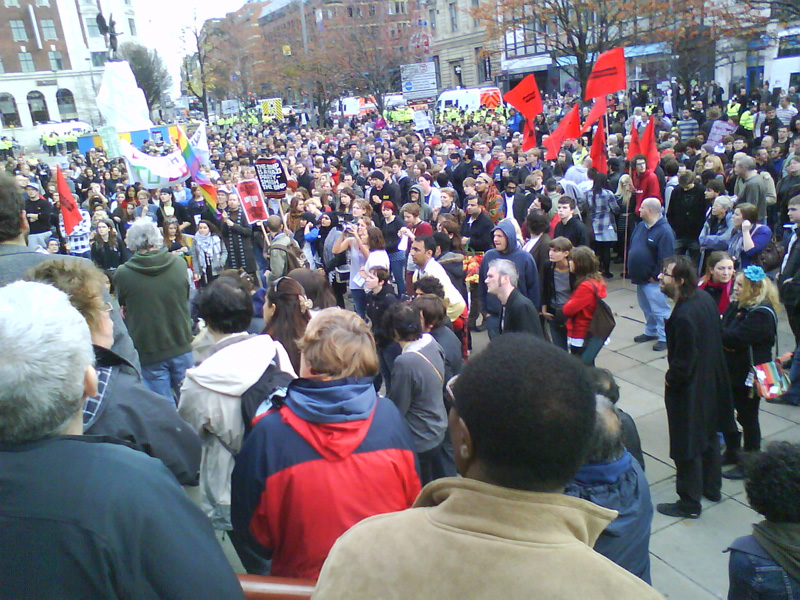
<box><xmin>584</xmin><ymin>47</ymin><xmax>627</xmax><ymax>101</ymax></box>
<box><xmin>522</xmin><ymin>120</ymin><xmax>537</xmax><ymax>151</ymax></box>
<box><xmin>503</xmin><ymin>74</ymin><xmax>543</xmax><ymax>122</ymax></box>
<box><xmin>56</xmin><ymin>166</ymin><xmax>81</xmax><ymax>235</ymax></box>
<box><xmin>580</xmin><ymin>95</ymin><xmax>608</xmax><ymax>135</ymax></box>
<box><xmin>626</xmin><ymin>122</ymin><xmax>642</xmax><ymax>162</ymax></box>
<box><xmin>639</xmin><ymin>116</ymin><xmax>660</xmax><ymax>170</ymax></box>
<box><xmin>543</xmin><ymin>104</ymin><xmax>581</xmax><ymax>160</ymax></box>
<box><xmin>590</xmin><ymin>118</ymin><xmax>608</xmax><ymax>174</ymax></box>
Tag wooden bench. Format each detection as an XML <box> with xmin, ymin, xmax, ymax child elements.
<box><xmin>238</xmin><ymin>574</ymin><xmax>315</xmax><ymax>600</ymax></box>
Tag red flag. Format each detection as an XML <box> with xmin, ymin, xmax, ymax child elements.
<box><xmin>503</xmin><ymin>74</ymin><xmax>543</xmax><ymax>122</ymax></box>
<box><xmin>56</xmin><ymin>166</ymin><xmax>81</xmax><ymax>236</ymax></box>
<box><xmin>589</xmin><ymin>118</ymin><xmax>608</xmax><ymax>174</ymax></box>
<box><xmin>543</xmin><ymin>104</ymin><xmax>580</xmax><ymax>160</ymax></box>
<box><xmin>639</xmin><ymin>116</ymin><xmax>660</xmax><ymax>170</ymax></box>
<box><xmin>522</xmin><ymin>119</ymin><xmax>537</xmax><ymax>152</ymax></box>
<box><xmin>580</xmin><ymin>96</ymin><xmax>608</xmax><ymax>135</ymax></box>
<box><xmin>626</xmin><ymin>122</ymin><xmax>642</xmax><ymax>162</ymax></box>
<box><xmin>584</xmin><ymin>47</ymin><xmax>627</xmax><ymax>101</ymax></box>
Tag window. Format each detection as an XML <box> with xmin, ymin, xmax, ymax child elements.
<box><xmin>0</xmin><ymin>57</ymin><xmax>4</xmax><ymax>75</ymax></box>
<box><xmin>128</xmin><ymin>18</ymin><xmax>137</xmax><ymax>36</ymax></box>
<box><xmin>11</xmin><ymin>20</ymin><xmax>27</xmax><ymax>42</ymax></box>
<box><xmin>476</xmin><ymin>48</ymin><xmax>491</xmax><ymax>81</ymax></box>
<box><xmin>429</xmin><ymin>8</ymin><xmax>436</xmax><ymax>30</ymax></box>
<box><xmin>5</xmin><ymin>0</ymin><xmax>20</xmax><ymax>6</ymax></box>
<box><xmin>19</xmin><ymin>52</ymin><xmax>35</xmax><ymax>72</ymax></box>
<box><xmin>503</xmin><ymin>4</ymin><xmax>546</xmax><ymax>58</ymax></box>
<box><xmin>449</xmin><ymin>3</ymin><xmax>458</xmax><ymax>32</ymax></box>
<box><xmin>86</xmin><ymin>18</ymin><xmax>101</xmax><ymax>37</ymax></box>
<box><xmin>41</xmin><ymin>19</ymin><xmax>57</xmax><ymax>40</ymax></box>
<box><xmin>36</xmin><ymin>0</ymin><xmax>50</xmax><ymax>6</ymax></box>
<box><xmin>778</xmin><ymin>35</ymin><xmax>800</xmax><ymax>58</ymax></box>
<box><xmin>48</xmin><ymin>50</ymin><xmax>63</xmax><ymax>70</ymax></box>
<box><xmin>91</xmin><ymin>51</ymin><xmax>107</xmax><ymax>67</ymax></box>
<box><xmin>472</xmin><ymin>0</ymin><xmax>480</xmax><ymax>27</ymax></box>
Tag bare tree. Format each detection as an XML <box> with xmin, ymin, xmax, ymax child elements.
<box><xmin>117</xmin><ymin>42</ymin><xmax>172</xmax><ymax>112</ymax></box>
<box><xmin>181</xmin><ymin>17</ymin><xmax>214</xmax><ymax>121</ymax></box>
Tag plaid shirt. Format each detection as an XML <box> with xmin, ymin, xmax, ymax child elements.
<box><xmin>588</xmin><ymin>189</ymin><xmax>620</xmax><ymax>242</ymax></box>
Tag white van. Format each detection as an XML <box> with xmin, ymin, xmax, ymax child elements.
<box><xmin>436</xmin><ymin>86</ymin><xmax>503</xmax><ymax>112</ymax></box>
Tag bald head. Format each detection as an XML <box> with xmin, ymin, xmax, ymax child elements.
<box><xmin>639</xmin><ymin>198</ymin><xmax>662</xmax><ymax>225</ymax></box>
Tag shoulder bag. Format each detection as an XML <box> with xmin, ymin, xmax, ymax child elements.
<box><xmin>748</xmin><ymin>306</ymin><xmax>790</xmax><ymax>399</ymax></box>
<box><xmin>587</xmin><ymin>282</ymin><xmax>616</xmax><ymax>341</ymax></box>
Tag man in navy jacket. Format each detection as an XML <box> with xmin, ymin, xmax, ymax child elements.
<box><xmin>627</xmin><ymin>197</ymin><xmax>675</xmax><ymax>351</ymax></box>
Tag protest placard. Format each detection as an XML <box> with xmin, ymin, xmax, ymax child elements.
<box><xmin>235</xmin><ymin>179</ymin><xmax>269</xmax><ymax>224</ymax></box>
<box><xmin>254</xmin><ymin>156</ymin><xmax>289</xmax><ymax>199</ymax></box>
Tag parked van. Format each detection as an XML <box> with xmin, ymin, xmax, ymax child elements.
<box><xmin>436</xmin><ymin>86</ymin><xmax>502</xmax><ymax>112</ymax></box>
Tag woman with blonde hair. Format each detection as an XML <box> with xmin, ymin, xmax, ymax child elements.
<box><xmin>615</xmin><ymin>173</ymin><xmax>636</xmax><ymax>261</ymax></box>
<box><xmin>720</xmin><ymin>266</ymin><xmax>780</xmax><ymax>478</ymax></box>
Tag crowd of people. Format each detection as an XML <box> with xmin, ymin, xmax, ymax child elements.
<box><xmin>1</xmin><ymin>78</ymin><xmax>800</xmax><ymax>599</ymax></box>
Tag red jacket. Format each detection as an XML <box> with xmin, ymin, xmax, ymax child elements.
<box><xmin>632</xmin><ymin>169</ymin><xmax>661</xmax><ymax>213</ymax></box>
<box><xmin>562</xmin><ymin>279</ymin><xmax>607</xmax><ymax>340</ymax></box>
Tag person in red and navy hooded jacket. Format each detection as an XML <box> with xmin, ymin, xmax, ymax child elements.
<box><xmin>231</xmin><ymin>307</ymin><xmax>421</xmax><ymax>580</ymax></box>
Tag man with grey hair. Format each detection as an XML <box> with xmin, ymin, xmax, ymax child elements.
<box><xmin>734</xmin><ymin>155</ymin><xmax>768</xmax><ymax>222</ymax></box>
<box><xmin>485</xmin><ymin>258</ymin><xmax>543</xmax><ymax>337</ymax></box>
<box><xmin>0</xmin><ymin>281</ymin><xmax>244</xmax><ymax>600</ymax></box>
<box><xmin>564</xmin><ymin>396</ymin><xmax>653</xmax><ymax>584</ymax></box>
<box><xmin>114</xmin><ymin>218</ymin><xmax>193</xmax><ymax>402</ymax></box>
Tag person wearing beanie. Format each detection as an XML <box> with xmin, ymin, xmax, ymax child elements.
<box><xmin>367</xmin><ymin>169</ymin><xmax>400</xmax><ymax>221</ymax></box>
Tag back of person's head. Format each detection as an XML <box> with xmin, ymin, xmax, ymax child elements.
<box><xmin>0</xmin><ymin>172</ymin><xmax>24</xmax><ymax>243</ymax></box>
<box><xmin>452</xmin><ymin>335</ymin><xmax>596</xmax><ymax>491</ymax></box>
<box><xmin>366</xmin><ymin>226</ymin><xmax>385</xmax><ymax>251</ymax></box>
<box><xmin>744</xmin><ymin>441</ymin><xmax>800</xmax><ymax>523</ymax></box>
<box><xmin>433</xmin><ymin>231</ymin><xmax>451</xmax><ymax>254</ymax></box>
<box><xmin>413</xmin><ymin>275</ymin><xmax>445</xmax><ymax>298</ymax></box>
<box><xmin>288</xmin><ymin>268</ymin><xmax>336</xmax><ymax>310</ymax></box>
<box><xmin>197</xmin><ymin>275</ymin><xmax>253</xmax><ymax>334</ymax></box>
<box><xmin>706</xmin><ymin>179</ymin><xmax>725</xmax><ymax>195</ymax></box>
<box><xmin>267</xmin><ymin>214</ymin><xmax>283</xmax><ymax>232</ymax></box>
<box><xmin>570</xmin><ymin>246</ymin><xmax>601</xmax><ymax>281</ymax></box>
<box><xmin>526</xmin><ymin>209</ymin><xmax>550</xmax><ymax>236</ymax></box>
<box><xmin>736</xmin><ymin>155</ymin><xmax>756</xmax><ymax>171</ymax></box>
<box><xmin>664</xmin><ymin>160</ymin><xmax>680</xmax><ymax>177</ymax></box>
<box><xmin>678</xmin><ymin>170</ymin><xmax>694</xmax><ymax>187</ymax></box>
<box><xmin>0</xmin><ymin>282</ymin><xmax>94</xmax><ymax>443</ymax></box>
<box><xmin>125</xmin><ymin>218</ymin><xmax>163</xmax><ymax>253</ymax></box>
<box><xmin>588</xmin><ymin>367</ymin><xmax>620</xmax><ymax>404</ymax></box>
<box><xmin>584</xmin><ymin>397</ymin><xmax>626</xmax><ymax>464</ymax></box>
<box><xmin>298</xmin><ymin>307</ymin><xmax>378</xmax><ymax>379</ymax></box>
<box><xmin>384</xmin><ymin>301</ymin><xmax>423</xmax><ymax>342</ymax></box>
<box><xmin>266</xmin><ymin>276</ymin><xmax>311</xmax><ymax>370</ymax></box>
<box><xmin>411</xmin><ymin>293</ymin><xmax>447</xmax><ymax>329</ymax></box>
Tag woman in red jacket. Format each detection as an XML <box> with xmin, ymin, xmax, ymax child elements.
<box><xmin>561</xmin><ymin>246</ymin><xmax>607</xmax><ymax>365</ymax></box>
<box><xmin>631</xmin><ymin>154</ymin><xmax>662</xmax><ymax>213</ymax></box>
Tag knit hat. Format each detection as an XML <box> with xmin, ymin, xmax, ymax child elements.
<box><xmin>369</xmin><ymin>170</ymin><xmax>385</xmax><ymax>181</ymax></box>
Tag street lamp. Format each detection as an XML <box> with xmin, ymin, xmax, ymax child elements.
<box><xmin>454</xmin><ymin>64</ymin><xmax>463</xmax><ymax>88</ymax></box>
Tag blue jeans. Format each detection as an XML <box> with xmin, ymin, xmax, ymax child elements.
<box><xmin>141</xmin><ymin>351</ymin><xmax>194</xmax><ymax>404</ymax></box>
<box><xmin>351</xmin><ymin>287</ymin><xmax>367</xmax><ymax>319</ymax></box>
<box><xmin>636</xmin><ymin>282</ymin><xmax>670</xmax><ymax>342</ymax></box>
<box><xmin>729</xmin><ymin>543</ymin><xmax>800</xmax><ymax>599</ymax></box>
<box><xmin>389</xmin><ymin>252</ymin><xmax>407</xmax><ymax>298</ymax></box>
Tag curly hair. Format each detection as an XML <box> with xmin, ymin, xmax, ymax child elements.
<box><xmin>744</xmin><ymin>441</ymin><xmax>800</xmax><ymax>523</ymax></box>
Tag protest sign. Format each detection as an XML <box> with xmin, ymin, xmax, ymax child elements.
<box><xmin>707</xmin><ymin>119</ymin><xmax>738</xmax><ymax>146</ymax></box>
<box><xmin>254</xmin><ymin>156</ymin><xmax>289</xmax><ymax>199</ymax></box>
<box><xmin>120</xmin><ymin>140</ymin><xmax>190</xmax><ymax>189</ymax></box>
<box><xmin>235</xmin><ymin>179</ymin><xmax>269</xmax><ymax>224</ymax></box>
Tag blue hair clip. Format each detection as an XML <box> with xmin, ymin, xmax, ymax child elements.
<box><xmin>743</xmin><ymin>265</ymin><xmax>766</xmax><ymax>282</ymax></box>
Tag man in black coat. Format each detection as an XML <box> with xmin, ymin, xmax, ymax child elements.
<box><xmin>446</xmin><ymin>152</ymin><xmax>469</xmax><ymax>205</ymax></box>
<box><xmin>658</xmin><ymin>256</ymin><xmax>735</xmax><ymax>519</ymax></box>
<box><xmin>461</xmin><ymin>196</ymin><xmax>494</xmax><ymax>253</ymax></box>
<box><xmin>485</xmin><ymin>258</ymin><xmax>543</xmax><ymax>338</ymax></box>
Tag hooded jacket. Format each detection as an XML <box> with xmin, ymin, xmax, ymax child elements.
<box><xmin>313</xmin><ymin>478</ymin><xmax>664</xmax><ymax>600</ymax></box>
<box><xmin>114</xmin><ymin>247</ymin><xmax>193</xmax><ymax>364</ymax></box>
<box><xmin>231</xmin><ymin>376</ymin><xmax>420</xmax><ymax>580</ymax></box>
<box><xmin>179</xmin><ymin>334</ymin><xmax>296</xmax><ymax>530</ymax></box>
<box><xmin>478</xmin><ymin>220</ymin><xmax>541</xmax><ymax>317</ymax></box>
<box><xmin>409</xmin><ymin>183</ymin><xmax>433</xmax><ymax>222</ymax></box>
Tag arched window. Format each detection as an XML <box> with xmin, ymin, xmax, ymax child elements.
<box><xmin>27</xmin><ymin>90</ymin><xmax>50</xmax><ymax>124</ymax></box>
<box><xmin>56</xmin><ymin>88</ymin><xmax>78</xmax><ymax>120</ymax></box>
<box><xmin>0</xmin><ymin>93</ymin><xmax>21</xmax><ymax>128</ymax></box>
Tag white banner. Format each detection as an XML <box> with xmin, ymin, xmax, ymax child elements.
<box><xmin>120</xmin><ymin>140</ymin><xmax>191</xmax><ymax>190</ymax></box>
<box><xmin>189</xmin><ymin>122</ymin><xmax>211</xmax><ymax>166</ymax></box>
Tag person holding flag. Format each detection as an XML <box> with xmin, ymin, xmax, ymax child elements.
<box><xmin>53</xmin><ymin>166</ymin><xmax>92</xmax><ymax>258</ymax></box>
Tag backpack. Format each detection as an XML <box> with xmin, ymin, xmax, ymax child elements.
<box><xmin>240</xmin><ymin>351</ymin><xmax>295</xmax><ymax>439</ymax></box>
<box><xmin>267</xmin><ymin>239</ymin><xmax>309</xmax><ymax>275</ymax></box>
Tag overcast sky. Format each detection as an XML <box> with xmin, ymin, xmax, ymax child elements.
<box><xmin>135</xmin><ymin>0</ymin><xmax>246</xmax><ymax>97</ymax></box>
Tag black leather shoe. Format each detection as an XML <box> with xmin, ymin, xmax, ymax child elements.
<box><xmin>634</xmin><ymin>334</ymin><xmax>658</xmax><ymax>343</ymax></box>
<box><xmin>657</xmin><ymin>502</ymin><xmax>700</xmax><ymax>519</ymax></box>
<box><xmin>704</xmin><ymin>492</ymin><xmax>722</xmax><ymax>502</ymax></box>
<box><xmin>722</xmin><ymin>465</ymin><xmax>745</xmax><ymax>480</ymax></box>
<box><xmin>652</xmin><ymin>341</ymin><xmax>668</xmax><ymax>352</ymax></box>
<box><xmin>472</xmin><ymin>322</ymin><xmax>487</xmax><ymax>332</ymax></box>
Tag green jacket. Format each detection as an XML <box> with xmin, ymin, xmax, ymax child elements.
<box><xmin>114</xmin><ymin>247</ymin><xmax>193</xmax><ymax>364</ymax></box>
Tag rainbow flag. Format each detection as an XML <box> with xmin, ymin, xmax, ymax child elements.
<box><xmin>176</xmin><ymin>126</ymin><xmax>216</xmax><ymax>211</ymax></box>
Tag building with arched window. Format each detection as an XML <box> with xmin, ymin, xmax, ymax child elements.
<box><xmin>0</xmin><ymin>0</ymin><xmax>141</xmax><ymax>147</ymax></box>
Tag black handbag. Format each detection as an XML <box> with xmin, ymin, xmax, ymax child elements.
<box><xmin>753</xmin><ymin>236</ymin><xmax>785</xmax><ymax>273</ymax></box>
<box><xmin>587</xmin><ymin>282</ymin><xmax>616</xmax><ymax>341</ymax></box>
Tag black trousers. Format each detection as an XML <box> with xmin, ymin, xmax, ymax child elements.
<box><xmin>723</xmin><ymin>383</ymin><xmax>762</xmax><ymax>456</ymax></box>
<box><xmin>787</xmin><ymin>304</ymin><xmax>800</xmax><ymax>346</ymax></box>
<box><xmin>674</xmin><ymin>433</ymin><xmax>721</xmax><ymax>512</ymax></box>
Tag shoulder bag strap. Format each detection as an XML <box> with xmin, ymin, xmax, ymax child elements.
<box><xmin>411</xmin><ymin>350</ymin><xmax>444</xmax><ymax>384</ymax></box>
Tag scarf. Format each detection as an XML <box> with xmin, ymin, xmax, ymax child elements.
<box><xmin>194</xmin><ymin>232</ymin><xmax>219</xmax><ymax>272</ymax></box>
<box><xmin>753</xmin><ymin>521</ymin><xmax>800</xmax><ymax>583</ymax></box>
<box><xmin>699</xmin><ymin>279</ymin><xmax>732</xmax><ymax>314</ymax></box>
